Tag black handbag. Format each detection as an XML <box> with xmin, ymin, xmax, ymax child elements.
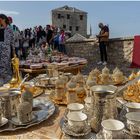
<box><xmin>0</xmin><ymin>28</ymin><xmax>4</xmax><ymax>42</ymax></box>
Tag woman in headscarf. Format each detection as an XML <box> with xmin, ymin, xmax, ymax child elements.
<box><xmin>0</xmin><ymin>14</ymin><xmax>15</xmax><ymax>86</ymax></box>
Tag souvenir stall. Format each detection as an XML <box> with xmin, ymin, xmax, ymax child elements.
<box><xmin>19</xmin><ymin>48</ymin><xmax>87</xmax><ymax>77</ymax></box>
<box><xmin>0</xmin><ymin>53</ymin><xmax>140</xmax><ymax>139</ymax></box>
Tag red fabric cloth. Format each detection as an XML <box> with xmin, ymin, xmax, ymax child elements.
<box><xmin>130</xmin><ymin>35</ymin><xmax>140</xmax><ymax>68</ymax></box>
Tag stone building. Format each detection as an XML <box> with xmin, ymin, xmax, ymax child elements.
<box><xmin>51</xmin><ymin>5</ymin><xmax>87</xmax><ymax>37</ymax></box>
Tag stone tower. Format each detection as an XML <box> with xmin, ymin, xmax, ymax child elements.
<box><xmin>52</xmin><ymin>5</ymin><xmax>87</xmax><ymax>37</ymax></box>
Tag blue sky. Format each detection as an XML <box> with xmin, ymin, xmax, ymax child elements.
<box><xmin>0</xmin><ymin>1</ymin><xmax>140</xmax><ymax>38</ymax></box>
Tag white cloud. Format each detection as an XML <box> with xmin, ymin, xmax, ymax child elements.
<box><xmin>0</xmin><ymin>10</ymin><xmax>19</xmax><ymax>15</ymax></box>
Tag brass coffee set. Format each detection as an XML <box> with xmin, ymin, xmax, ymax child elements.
<box><xmin>123</xmin><ymin>71</ymin><xmax>140</xmax><ymax>103</ymax></box>
<box><xmin>49</xmin><ymin>66</ymin><xmax>133</xmax><ymax>105</ymax></box>
<box><xmin>0</xmin><ymin>55</ymin><xmax>44</xmax><ymax>98</ymax></box>
<box><xmin>1</xmin><ymin>55</ymin><xmax>140</xmax><ymax>138</ymax></box>
<box><xmin>52</xmin><ymin>67</ymin><xmax>140</xmax><ymax>138</ymax></box>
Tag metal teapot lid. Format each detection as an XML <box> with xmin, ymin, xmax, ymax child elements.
<box><xmin>91</xmin><ymin>85</ymin><xmax>117</xmax><ymax>94</ymax></box>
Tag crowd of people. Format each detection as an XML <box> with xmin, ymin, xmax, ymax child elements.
<box><xmin>0</xmin><ymin>13</ymin><xmax>109</xmax><ymax>86</ymax></box>
<box><xmin>0</xmin><ymin>14</ymin><xmax>71</xmax><ymax>85</ymax></box>
<box><xmin>8</xmin><ymin>17</ymin><xmax>71</xmax><ymax>60</ymax></box>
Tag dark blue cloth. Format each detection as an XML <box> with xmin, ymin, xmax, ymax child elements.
<box><xmin>99</xmin><ymin>41</ymin><xmax>107</xmax><ymax>62</ymax></box>
<box><xmin>58</xmin><ymin>44</ymin><xmax>66</xmax><ymax>54</ymax></box>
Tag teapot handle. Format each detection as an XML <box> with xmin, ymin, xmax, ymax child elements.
<box><xmin>18</xmin><ymin>74</ymin><xmax>30</xmax><ymax>89</ymax></box>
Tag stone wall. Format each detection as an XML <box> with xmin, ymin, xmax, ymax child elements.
<box><xmin>65</xmin><ymin>37</ymin><xmax>137</xmax><ymax>75</ymax></box>
<box><xmin>108</xmin><ymin>37</ymin><xmax>133</xmax><ymax>68</ymax></box>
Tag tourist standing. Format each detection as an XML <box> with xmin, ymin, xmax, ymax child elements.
<box><xmin>37</xmin><ymin>25</ymin><xmax>46</xmax><ymax>46</ymax></box>
<box><xmin>53</xmin><ymin>31</ymin><xmax>60</xmax><ymax>51</ymax></box>
<box><xmin>29</xmin><ymin>28</ymin><xmax>36</xmax><ymax>48</ymax></box>
<box><xmin>13</xmin><ymin>25</ymin><xmax>21</xmax><ymax>58</ymax></box>
<box><xmin>0</xmin><ymin>14</ymin><xmax>15</xmax><ymax>86</ymax></box>
<box><xmin>22</xmin><ymin>29</ymin><xmax>30</xmax><ymax>60</ymax></box>
<box><xmin>19</xmin><ymin>31</ymin><xmax>24</xmax><ymax>60</ymax></box>
<box><xmin>46</xmin><ymin>25</ymin><xmax>54</xmax><ymax>48</ymax></box>
<box><xmin>59</xmin><ymin>29</ymin><xmax>66</xmax><ymax>54</ymax></box>
<box><xmin>96</xmin><ymin>23</ymin><xmax>109</xmax><ymax>65</ymax></box>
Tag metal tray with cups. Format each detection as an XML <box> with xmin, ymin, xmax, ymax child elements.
<box><xmin>60</xmin><ymin>103</ymin><xmax>92</xmax><ymax>138</ymax></box>
<box><xmin>117</xmin><ymin>97</ymin><xmax>140</xmax><ymax>137</ymax></box>
<box><xmin>60</xmin><ymin>76</ymin><xmax>140</xmax><ymax>139</ymax></box>
<box><xmin>0</xmin><ymin>97</ymin><xmax>55</xmax><ymax>132</ymax></box>
<box><xmin>60</xmin><ymin>102</ymin><xmax>137</xmax><ymax>139</ymax></box>
<box><xmin>30</xmin><ymin>74</ymin><xmax>57</xmax><ymax>89</ymax></box>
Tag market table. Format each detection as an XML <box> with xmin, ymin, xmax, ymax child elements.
<box><xmin>0</xmin><ymin>87</ymin><xmax>139</xmax><ymax>139</ymax></box>
<box><xmin>0</xmin><ymin>92</ymin><xmax>95</xmax><ymax>139</ymax></box>
<box><xmin>20</xmin><ymin>63</ymin><xmax>86</xmax><ymax>78</ymax></box>
<box><xmin>0</xmin><ymin>93</ymin><xmax>135</xmax><ymax>139</ymax></box>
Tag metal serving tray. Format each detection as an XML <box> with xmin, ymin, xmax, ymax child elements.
<box><xmin>0</xmin><ymin>97</ymin><xmax>55</xmax><ymax>132</ymax></box>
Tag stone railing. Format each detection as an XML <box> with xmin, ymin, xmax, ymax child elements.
<box><xmin>65</xmin><ymin>37</ymin><xmax>137</xmax><ymax>75</ymax></box>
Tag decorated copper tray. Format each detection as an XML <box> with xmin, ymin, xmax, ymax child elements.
<box><xmin>97</xmin><ymin>76</ymin><xmax>128</xmax><ymax>86</ymax></box>
<box><xmin>32</xmin><ymin>87</ymin><xmax>44</xmax><ymax>98</ymax></box>
<box><xmin>10</xmin><ymin>87</ymin><xmax>44</xmax><ymax>98</ymax></box>
<box><xmin>30</xmin><ymin>75</ymin><xmax>56</xmax><ymax>89</ymax></box>
<box><xmin>49</xmin><ymin>90</ymin><xmax>67</xmax><ymax>105</ymax></box>
<box><xmin>20</xmin><ymin>87</ymin><xmax>44</xmax><ymax>98</ymax></box>
<box><xmin>0</xmin><ymin>97</ymin><xmax>55</xmax><ymax>132</ymax></box>
<box><xmin>123</xmin><ymin>85</ymin><xmax>140</xmax><ymax>103</ymax></box>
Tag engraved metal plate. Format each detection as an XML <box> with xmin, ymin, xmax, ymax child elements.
<box><xmin>60</xmin><ymin>117</ymin><xmax>94</xmax><ymax>139</ymax></box>
<box><xmin>10</xmin><ymin>114</ymin><xmax>37</xmax><ymax>126</ymax></box>
<box><xmin>0</xmin><ymin>97</ymin><xmax>55</xmax><ymax>132</ymax></box>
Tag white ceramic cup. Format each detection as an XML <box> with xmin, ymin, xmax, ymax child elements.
<box><xmin>67</xmin><ymin>112</ymin><xmax>87</xmax><ymax>132</ymax></box>
<box><xmin>125</xmin><ymin>102</ymin><xmax>140</xmax><ymax>112</ymax></box>
<box><xmin>101</xmin><ymin>119</ymin><xmax>124</xmax><ymax>139</ymax></box>
<box><xmin>67</xmin><ymin>103</ymin><xmax>84</xmax><ymax>115</ymax></box>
